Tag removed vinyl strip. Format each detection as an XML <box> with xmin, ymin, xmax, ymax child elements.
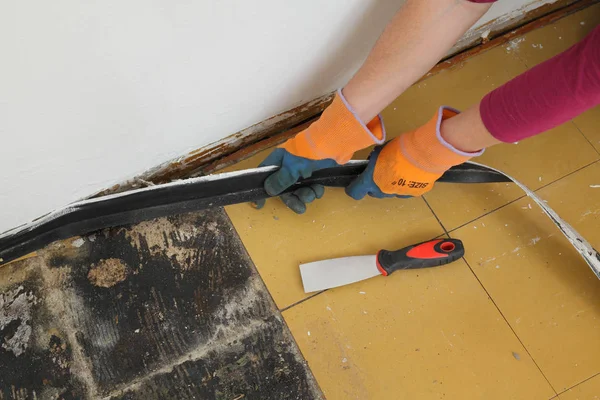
<box><xmin>0</xmin><ymin>160</ymin><xmax>598</xmax><ymax>279</ymax></box>
<box><xmin>0</xmin><ymin>161</ymin><xmax>508</xmax><ymax>265</ymax></box>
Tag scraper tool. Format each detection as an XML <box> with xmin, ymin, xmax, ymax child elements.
<box><xmin>299</xmin><ymin>239</ymin><xmax>465</xmax><ymax>293</ymax></box>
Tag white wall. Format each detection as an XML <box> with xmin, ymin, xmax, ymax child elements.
<box><xmin>0</xmin><ymin>0</ymin><xmax>553</xmax><ymax>234</ymax></box>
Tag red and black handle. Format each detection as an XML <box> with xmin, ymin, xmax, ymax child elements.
<box><xmin>376</xmin><ymin>239</ymin><xmax>464</xmax><ymax>276</ymax></box>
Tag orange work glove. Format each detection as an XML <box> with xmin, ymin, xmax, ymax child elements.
<box><xmin>346</xmin><ymin>106</ymin><xmax>483</xmax><ymax>199</ymax></box>
<box><xmin>255</xmin><ymin>89</ymin><xmax>386</xmax><ymax>213</ymax></box>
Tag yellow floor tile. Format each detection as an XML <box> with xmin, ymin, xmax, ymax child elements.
<box><xmin>511</xmin><ymin>3</ymin><xmax>600</xmax><ymax>68</ymax></box>
<box><xmin>453</xmin><ymin>161</ymin><xmax>600</xmax><ymax>391</ymax></box>
<box><xmin>225</xmin><ymin>150</ymin><xmax>443</xmax><ymax>309</ymax></box>
<box><xmin>283</xmin><ymin>258</ymin><xmax>555</xmax><ymax>400</ymax></box>
<box><xmin>559</xmin><ymin>374</ymin><xmax>600</xmax><ymax>400</ymax></box>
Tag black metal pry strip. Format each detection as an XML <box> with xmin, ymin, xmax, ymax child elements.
<box><xmin>0</xmin><ymin>161</ymin><xmax>510</xmax><ymax>265</ymax></box>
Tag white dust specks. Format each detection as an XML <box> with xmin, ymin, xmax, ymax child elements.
<box><xmin>505</xmin><ymin>37</ymin><xmax>525</xmax><ymax>52</ymax></box>
<box><xmin>481</xmin><ymin>257</ymin><xmax>496</xmax><ymax>266</ymax></box>
<box><xmin>72</xmin><ymin>238</ymin><xmax>85</xmax><ymax>248</ymax></box>
<box><xmin>359</xmin><ymin>291</ymin><xmax>366</xmax><ymax>295</ymax></box>
<box><xmin>581</xmin><ymin>21</ymin><xmax>586</xmax><ymax>25</ymax></box>
<box><xmin>590</xmin><ymin>185</ymin><xmax>600</xmax><ymax>188</ymax></box>
<box><xmin>531</xmin><ymin>44</ymin><xmax>544</xmax><ymax>49</ymax></box>
<box><xmin>512</xmin><ymin>247</ymin><xmax>521</xmax><ymax>253</ymax></box>
<box><xmin>539</xmin><ymin>176</ymin><xmax>542</xmax><ymax>182</ymax></box>
<box><xmin>530</xmin><ymin>237</ymin><xmax>541</xmax><ymax>245</ymax></box>
<box><xmin>495</xmin><ymin>265</ymin><xmax>501</xmax><ymax>269</ymax></box>
<box><xmin>307</xmin><ymin>331</ymin><xmax>311</xmax><ymax>336</ymax></box>
<box><xmin>342</xmin><ymin>358</ymin><xmax>348</xmax><ymax>363</ymax></box>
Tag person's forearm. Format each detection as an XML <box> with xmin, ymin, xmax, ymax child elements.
<box><xmin>441</xmin><ymin>25</ymin><xmax>600</xmax><ymax>153</ymax></box>
<box><xmin>440</xmin><ymin>102</ymin><xmax>500</xmax><ymax>152</ymax></box>
<box><xmin>343</xmin><ymin>0</ymin><xmax>492</xmax><ymax>122</ymax></box>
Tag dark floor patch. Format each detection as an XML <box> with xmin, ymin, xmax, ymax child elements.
<box><xmin>1</xmin><ymin>209</ymin><xmax>321</xmax><ymax>399</ymax></box>
<box><xmin>110</xmin><ymin>317</ymin><xmax>315</xmax><ymax>400</ymax></box>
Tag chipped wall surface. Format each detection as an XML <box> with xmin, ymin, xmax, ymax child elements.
<box><xmin>0</xmin><ymin>0</ymin><xmax>558</xmax><ymax>235</ymax></box>
<box><xmin>0</xmin><ymin>210</ymin><xmax>321</xmax><ymax>399</ymax></box>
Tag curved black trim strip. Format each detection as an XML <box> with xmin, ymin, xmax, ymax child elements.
<box><xmin>0</xmin><ymin>161</ymin><xmax>510</xmax><ymax>264</ymax></box>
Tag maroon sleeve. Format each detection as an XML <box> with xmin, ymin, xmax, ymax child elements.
<box><xmin>480</xmin><ymin>25</ymin><xmax>600</xmax><ymax>143</ymax></box>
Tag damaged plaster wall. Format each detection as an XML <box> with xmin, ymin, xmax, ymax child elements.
<box><xmin>0</xmin><ymin>0</ymin><xmax>557</xmax><ymax>235</ymax></box>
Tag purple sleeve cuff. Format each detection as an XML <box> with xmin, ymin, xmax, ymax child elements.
<box><xmin>437</xmin><ymin>106</ymin><xmax>485</xmax><ymax>157</ymax></box>
<box><xmin>338</xmin><ymin>88</ymin><xmax>386</xmax><ymax>145</ymax></box>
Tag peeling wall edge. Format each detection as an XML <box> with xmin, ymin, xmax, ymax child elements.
<box><xmin>452</xmin><ymin>0</ymin><xmax>576</xmax><ymax>54</ymax></box>
<box><xmin>94</xmin><ymin>0</ymin><xmax>592</xmax><ymax>197</ymax></box>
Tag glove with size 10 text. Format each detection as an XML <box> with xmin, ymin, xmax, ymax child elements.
<box><xmin>254</xmin><ymin>89</ymin><xmax>386</xmax><ymax>213</ymax></box>
<box><xmin>346</xmin><ymin>106</ymin><xmax>483</xmax><ymax>199</ymax></box>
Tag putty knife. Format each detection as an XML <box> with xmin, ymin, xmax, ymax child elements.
<box><xmin>299</xmin><ymin>239</ymin><xmax>465</xmax><ymax>293</ymax></box>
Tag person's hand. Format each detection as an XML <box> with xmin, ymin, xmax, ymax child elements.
<box><xmin>346</xmin><ymin>106</ymin><xmax>483</xmax><ymax>199</ymax></box>
<box><xmin>253</xmin><ymin>89</ymin><xmax>386</xmax><ymax>214</ymax></box>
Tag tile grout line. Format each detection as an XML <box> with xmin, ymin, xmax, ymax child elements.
<box><xmin>555</xmin><ymin>371</ymin><xmax>600</xmax><ymax>397</ymax></box>
<box><xmin>448</xmin><ymin>158</ymin><xmax>600</xmax><ymax>234</ymax></box>
<box><xmin>533</xmin><ymin>159</ymin><xmax>600</xmax><ymax>193</ymax></box>
<box><xmin>425</xmin><ymin>188</ymin><xmax>558</xmax><ymax>394</ymax></box>
<box><xmin>571</xmin><ymin>119</ymin><xmax>600</xmax><ymax>157</ymax></box>
<box><xmin>457</xmin><ymin>254</ymin><xmax>559</xmax><ymax>395</ymax></box>
<box><xmin>422</xmin><ymin>197</ymin><xmax>448</xmax><ymax>234</ymax></box>
<box><xmin>280</xmin><ymin>290</ymin><xmax>328</xmax><ymax>313</ymax></box>
<box><xmin>448</xmin><ymin>194</ymin><xmax>527</xmax><ymax>234</ymax></box>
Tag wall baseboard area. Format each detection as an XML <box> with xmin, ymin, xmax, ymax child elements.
<box><xmin>95</xmin><ymin>0</ymin><xmax>595</xmax><ymax>197</ymax></box>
